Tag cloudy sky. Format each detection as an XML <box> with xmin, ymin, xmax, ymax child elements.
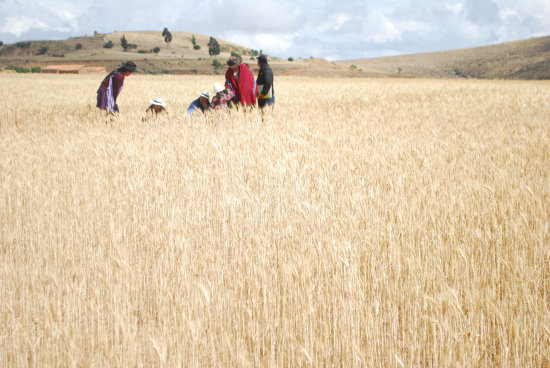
<box><xmin>1</xmin><ymin>0</ymin><xmax>549</xmax><ymax>60</ymax></box>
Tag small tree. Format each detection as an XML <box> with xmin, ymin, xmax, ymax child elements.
<box><xmin>153</xmin><ymin>47</ymin><xmax>160</xmax><ymax>54</ymax></box>
<box><xmin>120</xmin><ymin>34</ymin><xmax>128</xmax><ymax>50</ymax></box>
<box><xmin>162</xmin><ymin>27</ymin><xmax>172</xmax><ymax>47</ymax></box>
<box><xmin>191</xmin><ymin>35</ymin><xmax>197</xmax><ymax>47</ymax></box>
<box><xmin>208</xmin><ymin>37</ymin><xmax>220</xmax><ymax>58</ymax></box>
<box><xmin>103</xmin><ymin>40</ymin><xmax>114</xmax><ymax>48</ymax></box>
<box><xmin>75</xmin><ymin>43</ymin><xmax>82</xmax><ymax>50</ymax></box>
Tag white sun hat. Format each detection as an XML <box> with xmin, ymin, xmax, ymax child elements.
<box><xmin>150</xmin><ymin>97</ymin><xmax>167</xmax><ymax>106</ymax></box>
<box><xmin>199</xmin><ymin>90</ymin><xmax>210</xmax><ymax>99</ymax></box>
<box><xmin>213</xmin><ymin>83</ymin><xmax>224</xmax><ymax>93</ymax></box>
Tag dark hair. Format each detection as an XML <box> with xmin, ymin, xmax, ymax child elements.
<box><xmin>257</xmin><ymin>54</ymin><xmax>268</xmax><ymax>65</ymax></box>
<box><xmin>119</xmin><ymin>61</ymin><xmax>137</xmax><ymax>72</ymax></box>
<box><xmin>227</xmin><ymin>55</ymin><xmax>241</xmax><ymax>67</ymax></box>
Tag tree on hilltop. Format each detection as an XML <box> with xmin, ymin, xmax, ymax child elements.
<box><xmin>120</xmin><ymin>34</ymin><xmax>128</xmax><ymax>49</ymax></box>
<box><xmin>162</xmin><ymin>27</ymin><xmax>172</xmax><ymax>47</ymax></box>
<box><xmin>208</xmin><ymin>37</ymin><xmax>220</xmax><ymax>58</ymax></box>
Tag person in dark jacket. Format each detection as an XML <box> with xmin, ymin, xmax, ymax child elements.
<box><xmin>256</xmin><ymin>54</ymin><xmax>274</xmax><ymax>108</ymax></box>
<box><xmin>188</xmin><ymin>91</ymin><xmax>211</xmax><ymax>116</ymax></box>
<box><xmin>96</xmin><ymin>61</ymin><xmax>136</xmax><ymax>114</ymax></box>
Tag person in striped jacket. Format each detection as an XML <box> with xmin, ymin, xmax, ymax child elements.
<box><xmin>96</xmin><ymin>61</ymin><xmax>136</xmax><ymax>114</ymax></box>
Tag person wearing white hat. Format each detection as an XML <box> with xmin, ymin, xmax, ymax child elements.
<box><xmin>187</xmin><ymin>90</ymin><xmax>211</xmax><ymax>116</ymax></box>
<box><xmin>143</xmin><ymin>97</ymin><xmax>168</xmax><ymax>123</ymax></box>
<box><xmin>146</xmin><ymin>97</ymin><xmax>167</xmax><ymax>115</ymax></box>
<box><xmin>211</xmin><ymin>82</ymin><xmax>234</xmax><ymax>110</ymax></box>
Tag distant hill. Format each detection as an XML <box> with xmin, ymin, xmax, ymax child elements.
<box><xmin>0</xmin><ymin>31</ymin><xmax>266</xmax><ymax>75</ymax></box>
<box><xmin>1</xmin><ymin>32</ymin><xmax>549</xmax><ymax>79</ymax></box>
<box><xmin>337</xmin><ymin>36</ymin><xmax>550</xmax><ymax>79</ymax></box>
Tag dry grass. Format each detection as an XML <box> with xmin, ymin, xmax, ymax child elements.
<box><xmin>0</xmin><ymin>74</ymin><xmax>549</xmax><ymax>367</ymax></box>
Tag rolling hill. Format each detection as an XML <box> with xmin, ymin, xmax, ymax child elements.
<box><xmin>0</xmin><ymin>31</ymin><xmax>549</xmax><ymax>79</ymax></box>
<box><xmin>337</xmin><ymin>36</ymin><xmax>550</xmax><ymax>79</ymax></box>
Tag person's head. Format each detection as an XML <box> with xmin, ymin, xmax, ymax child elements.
<box><xmin>227</xmin><ymin>56</ymin><xmax>241</xmax><ymax>72</ymax></box>
<box><xmin>213</xmin><ymin>83</ymin><xmax>224</xmax><ymax>95</ymax></box>
<box><xmin>257</xmin><ymin>54</ymin><xmax>268</xmax><ymax>66</ymax></box>
<box><xmin>150</xmin><ymin>97</ymin><xmax>166</xmax><ymax>112</ymax></box>
<box><xmin>120</xmin><ymin>61</ymin><xmax>137</xmax><ymax>76</ymax></box>
<box><xmin>199</xmin><ymin>91</ymin><xmax>210</xmax><ymax>108</ymax></box>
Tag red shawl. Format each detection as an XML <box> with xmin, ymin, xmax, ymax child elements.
<box><xmin>225</xmin><ymin>64</ymin><xmax>257</xmax><ymax>106</ymax></box>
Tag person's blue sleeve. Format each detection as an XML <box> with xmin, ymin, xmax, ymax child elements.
<box><xmin>187</xmin><ymin>100</ymin><xmax>197</xmax><ymax>116</ymax></box>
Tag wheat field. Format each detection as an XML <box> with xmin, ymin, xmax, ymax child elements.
<box><xmin>0</xmin><ymin>73</ymin><xmax>549</xmax><ymax>367</ymax></box>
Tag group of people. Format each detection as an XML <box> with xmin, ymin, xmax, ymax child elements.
<box><xmin>96</xmin><ymin>55</ymin><xmax>275</xmax><ymax>118</ymax></box>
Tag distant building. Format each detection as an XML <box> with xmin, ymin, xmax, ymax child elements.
<box><xmin>43</xmin><ymin>65</ymin><xmax>85</xmax><ymax>74</ymax></box>
<box><xmin>84</xmin><ymin>66</ymin><xmax>106</xmax><ymax>73</ymax></box>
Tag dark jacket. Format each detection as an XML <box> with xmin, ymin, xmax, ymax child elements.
<box><xmin>256</xmin><ymin>58</ymin><xmax>274</xmax><ymax>99</ymax></box>
<box><xmin>187</xmin><ymin>98</ymin><xmax>210</xmax><ymax>115</ymax></box>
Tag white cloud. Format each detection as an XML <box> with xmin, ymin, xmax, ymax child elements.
<box><xmin>0</xmin><ymin>0</ymin><xmax>549</xmax><ymax>59</ymax></box>
<box><xmin>368</xmin><ymin>11</ymin><xmax>401</xmax><ymax>43</ymax></box>
<box><xmin>0</xmin><ymin>16</ymin><xmax>49</xmax><ymax>35</ymax></box>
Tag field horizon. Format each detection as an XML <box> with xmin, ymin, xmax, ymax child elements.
<box><xmin>1</xmin><ymin>74</ymin><xmax>549</xmax><ymax>366</ymax></box>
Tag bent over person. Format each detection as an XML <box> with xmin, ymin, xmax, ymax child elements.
<box><xmin>211</xmin><ymin>82</ymin><xmax>234</xmax><ymax>109</ymax></box>
<box><xmin>256</xmin><ymin>54</ymin><xmax>274</xmax><ymax>108</ymax></box>
<box><xmin>96</xmin><ymin>61</ymin><xmax>136</xmax><ymax>114</ymax></box>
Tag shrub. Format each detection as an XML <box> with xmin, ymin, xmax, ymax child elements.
<box><xmin>212</xmin><ymin>59</ymin><xmax>222</xmax><ymax>69</ymax></box>
<box><xmin>31</xmin><ymin>66</ymin><xmax>41</xmax><ymax>73</ymax></box>
<box><xmin>75</xmin><ymin>43</ymin><xmax>82</xmax><ymax>50</ymax></box>
<box><xmin>103</xmin><ymin>40</ymin><xmax>114</xmax><ymax>49</ymax></box>
<box><xmin>36</xmin><ymin>46</ymin><xmax>49</xmax><ymax>55</ymax></box>
<box><xmin>288</xmin><ymin>57</ymin><xmax>294</xmax><ymax>62</ymax></box>
<box><xmin>16</xmin><ymin>41</ymin><xmax>31</xmax><ymax>49</ymax></box>
<box><xmin>7</xmin><ymin>65</ymin><xmax>30</xmax><ymax>73</ymax></box>
<box><xmin>193</xmin><ymin>44</ymin><xmax>200</xmax><ymax>50</ymax></box>
<box><xmin>138</xmin><ymin>49</ymin><xmax>147</xmax><ymax>54</ymax></box>
<box><xmin>153</xmin><ymin>47</ymin><xmax>160</xmax><ymax>54</ymax></box>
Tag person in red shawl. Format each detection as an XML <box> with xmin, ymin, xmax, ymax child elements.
<box><xmin>225</xmin><ymin>56</ymin><xmax>257</xmax><ymax>107</ymax></box>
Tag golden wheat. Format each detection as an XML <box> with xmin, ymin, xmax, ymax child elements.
<box><xmin>0</xmin><ymin>73</ymin><xmax>549</xmax><ymax>367</ymax></box>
